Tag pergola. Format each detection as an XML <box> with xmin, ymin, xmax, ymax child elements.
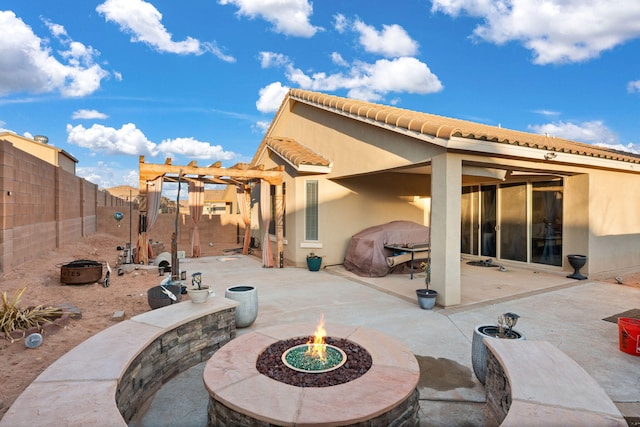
<box><xmin>137</xmin><ymin>156</ymin><xmax>284</xmax><ymax>276</ymax></box>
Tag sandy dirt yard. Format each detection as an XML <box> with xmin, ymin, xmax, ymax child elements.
<box><xmin>0</xmin><ymin>233</ymin><xmax>639</xmax><ymax>421</ymax></box>
<box><xmin>0</xmin><ymin>233</ymin><xmax>240</xmax><ymax>419</ymax></box>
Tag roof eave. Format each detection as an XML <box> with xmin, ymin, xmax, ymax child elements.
<box><xmin>448</xmin><ymin>136</ymin><xmax>640</xmax><ymax>173</ymax></box>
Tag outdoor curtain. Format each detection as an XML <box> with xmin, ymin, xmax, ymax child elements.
<box><xmin>260</xmin><ymin>180</ymin><xmax>274</xmax><ymax>268</ymax></box>
<box><xmin>236</xmin><ymin>185</ymin><xmax>252</xmax><ymax>255</ymax></box>
<box><xmin>137</xmin><ymin>176</ymin><xmax>163</xmax><ymax>261</ymax></box>
<box><xmin>188</xmin><ymin>181</ymin><xmax>204</xmax><ymax>257</ymax></box>
<box><xmin>146</xmin><ymin>176</ymin><xmax>163</xmax><ymax>234</ymax></box>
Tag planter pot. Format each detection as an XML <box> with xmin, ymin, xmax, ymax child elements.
<box><xmin>307</xmin><ymin>256</ymin><xmax>322</xmax><ymax>271</ymax></box>
<box><xmin>567</xmin><ymin>254</ymin><xmax>588</xmax><ymax>280</ymax></box>
<box><xmin>225</xmin><ymin>285</ymin><xmax>258</xmax><ymax>328</ymax></box>
<box><xmin>186</xmin><ymin>286</ymin><xmax>214</xmax><ymax>304</ymax></box>
<box><xmin>416</xmin><ymin>289</ymin><xmax>437</xmax><ymax>310</ymax></box>
<box><xmin>472</xmin><ymin>325</ymin><xmax>524</xmax><ymax>385</ymax></box>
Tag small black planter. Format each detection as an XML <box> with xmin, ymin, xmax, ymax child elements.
<box><xmin>416</xmin><ymin>289</ymin><xmax>437</xmax><ymax>310</ymax></box>
<box><xmin>567</xmin><ymin>254</ymin><xmax>588</xmax><ymax>280</ymax></box>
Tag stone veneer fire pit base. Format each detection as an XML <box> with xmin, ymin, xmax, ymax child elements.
<box><xmin>203</xmin><ymin>323</ymin><xmax>420</xmax><ymax>426</ymax></box>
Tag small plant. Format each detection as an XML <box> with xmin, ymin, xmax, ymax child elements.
<box><xmin>420</xmin><ymin>261</ymin><xmax>431</xmax><ymax>290</ymax></box>
<box><xmin>1</xmin><ymin>288</ymin><xmax>63</xmax><ymax>339</ymax></box>
<box><xmin>497</xmin><ymin>312</ymin><xmax>520</xmax><ymax>338</ymax></box>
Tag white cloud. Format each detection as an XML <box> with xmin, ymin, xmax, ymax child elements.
<box><xmin>97</xmin><ymin>0</ymin><xmax>235</xmax><ymax>62</ymax></box>
<box><xmin>259</xmin><ymin>52</ymin><xmax>290</xmax><ymax>68</ymax></box>
<box><xmin>66</xmin><ymin>123</ymin><xmax>239</xmax><ymax>161</ymax></box>
<box><xmin>72</xmin><ymin>109</ymin><xmax>108</xmax><ymax>120</ymax></box>
<box><xmin>331</xmin><ymin>52</ymin><xmax>348</xmax><ymax>67</ymax></box>
<box><xmin>529</xmin><ymin>120</ymin><xmax>618</xmax><ymax>145</ymax></box>
<box><xmin>530</xmin><ymin>119</ymin><xmax>639</xmax><ymax>154</ymax></box>
<box><xmin>256</xmin><ymin>82</ymin><xmax>289</xmax><ymax>113</ymax></box>
<box><xmin>353</xmin><ymin>20</ymin><xmax>419</xmax><ymax>57</ymax></box>
<box><xmin>279</xmin><ymin>55</ymin><xmax>443</xmax><ymax>102</ymax></box>
<box><xmin>333</xmin><ymin>13</ymin><xmax>348</xmax><ymax>33</ymax></box>
<box><xmin>534</xmin><ymin>109</ymin><xmax>561</xmax><ymax>117</ymax></box>
<box><xmin>254</xmin><ymin>120</ymin><xmax>271</xmax><ymax>133</ymax></box>
<box><xmin>431</xmin><ymin>0</ymin><xmax>640</xmax><ymax>64</ymax></box>
<box><xmin>0</xmin><ymin>11</ymin><xmax>110</xmax><ymax>97</ymax></box>
<box><xmin>627</xmin><ymin>80</ymin><xmax>640</xmax><ymax>94</ymax></box>
<box><xmin>156</xmin><ymin>137</ymin><xmax>238</xmax><ymax>160</ymax></box>
<box><xmin>219</xmin><ymin>0</ymin><xmax>320</xmax><ymax>37</ymax></box>
<box><xmin>77</xmin><ymin>163</ymin><xmax>139</xmax><ymax>190</ymax></box>
<box><xmin>66</xmin><ymin>123</ymin><xmax>158</xmax><ymax>156</ymax></box>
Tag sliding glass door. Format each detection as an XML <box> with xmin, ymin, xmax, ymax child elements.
<box><xmin>499</xmin><ymin>183</ymin><xmax>527</xmax><ymax>262</ymax></box>
<box><xmin>461</xmin><ymin>180</ymin><xmax>563</xmax><ymax>266</ymax></box>
<box><xmin>531</xmin><ymin>181</ymin><xmax>563</xmax><ymax>266</ymax></box>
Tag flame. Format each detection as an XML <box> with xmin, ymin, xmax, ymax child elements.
<box><xmin>305</xmin><ymin>314</ymin><xmax>327</xmax><ymax>362</ymax></box>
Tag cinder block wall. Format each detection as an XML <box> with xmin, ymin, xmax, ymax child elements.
<box><xmin>0</xmin><ymin>141</ymin><xmax>130</xmax><ymax>273</ymax></box>
<box><xmin>97</xmin><ymin>207</ymin><xmax>246</xmax><ymax>259</ymax></box>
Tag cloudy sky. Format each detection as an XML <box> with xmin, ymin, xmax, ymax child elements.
<box><xmin>1</xmin><ymin>0</ymin><xmax>639</xmax><ymax>190</ymax></box>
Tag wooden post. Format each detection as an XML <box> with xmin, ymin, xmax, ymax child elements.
<box><xmin>275</xmin><ymin>183</ymin><xmax>284</xmax><ymax>268</ymax></box>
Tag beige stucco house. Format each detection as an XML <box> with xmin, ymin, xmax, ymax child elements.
<box><xmin>251</xmin><ymin>89</ymin><xmax>640</xmax><ymax>307</ymax></box>
<box><xmin>0</xmin><ymin>132</ymin><xmax>78</xmax><ymax>174</ymax></box>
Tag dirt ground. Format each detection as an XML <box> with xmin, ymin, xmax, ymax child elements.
<box><xmin>0</xmin><ymin>233</ymin><xmax>639</xmax><ymax>420</ymax></box>
<box><xmin>0</xmin><ymin>232</ymin><xmax>242</xmax><ymax>419</ymax></box>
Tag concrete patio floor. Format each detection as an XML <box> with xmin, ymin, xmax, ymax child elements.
<box><xmin>131</xmin><ymin>255</ymin><xmax>640</xmax><ymax>427</ymax></box>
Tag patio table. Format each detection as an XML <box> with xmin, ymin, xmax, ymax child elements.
<box><xmin>384</xmin><ymin>243</ymin><xmax>430</xmax><ymax>279</ymax></box>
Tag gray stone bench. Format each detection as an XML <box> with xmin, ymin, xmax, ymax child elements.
<box><xmin>484</xmin><ymin>339</ymin><xmax>627</xmax><ymax>427</ymax></box>
<box><xmin>0</xmin><ymin>298</ymin><xmax>239</xmax><ymax>427</ymax></box>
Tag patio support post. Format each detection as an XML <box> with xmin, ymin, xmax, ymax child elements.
<box><xmin>275</xmin><ymin>183</ymin><xmax>284</xmax><ymax>268</ymax></box>
<box><xmin>430</xmin><ymin>153</ymin><xmax>462</xmax><ymax>306</ymax></box>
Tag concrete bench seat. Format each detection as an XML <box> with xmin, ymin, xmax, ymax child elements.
<box><xmin>484</xmin><ymin>339</ymin><xmax>627</xmax><ymax>427</ymax></box>
<box><xmin>0</xmin><ymin>298</ymin><xmax>238</xmax><ymax>427</ymax></box>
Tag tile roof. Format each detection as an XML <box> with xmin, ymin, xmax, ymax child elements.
<box><xmin>289</xmin><ymin>89</ymin><xmax>640</xmax><ymax>165</ymax></box>
<box><xmin>266</xmin><ymin>136</ymin><xmax>332</xmax><ymax>169</ymax></box>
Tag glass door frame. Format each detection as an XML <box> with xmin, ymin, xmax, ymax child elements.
<box><xmin>461</xmin><ymin>178</ymin><xmax>564</xmax><ymax>266</ymax></box>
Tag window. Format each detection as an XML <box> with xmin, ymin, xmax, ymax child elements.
<box><xmin>305</xmin><ymin>180</ymin><xmax>318</xmax><ymax>240</ymax></box>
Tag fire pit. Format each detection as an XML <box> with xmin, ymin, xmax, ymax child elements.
<box><xmin>204</xmin><ymin>321</ymin><xmax>420</xmax><ymax>426</ymax></box>
<box><xmin>60</xmin><ymin>259</ymin><xmax>103</xmax><ymax>285</ymax></box>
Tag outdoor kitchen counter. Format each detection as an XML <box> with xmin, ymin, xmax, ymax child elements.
<box><xmin>204</xmin><ymin>322</ymin><xmax>421</xmax><ymax>426</ymax></box>
<box><xmin>0</xmin><ymin>297</ymin><xmax>239</xmax><ymax>427</ymax></box>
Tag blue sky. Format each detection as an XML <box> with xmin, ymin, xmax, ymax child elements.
<box><xmin>1</xmin><ymin>0</ymin><xmax>639</xmax><ymax>191</ymax></box>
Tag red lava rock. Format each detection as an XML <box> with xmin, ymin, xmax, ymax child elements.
<box><xmin>256</xmin><ymin>336</ymin><xmax>372</xmax><ymax>387</ymax></box>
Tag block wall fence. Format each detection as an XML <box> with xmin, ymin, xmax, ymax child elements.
<box><xmin>0</xmin><ymin>141</ymin><xmax>129</xmax><ymax>273</ymax></box>
<box><xmin>1</xmin><ymin>140</ymin><xmax>248</xmax><ymax>273</ymax></box>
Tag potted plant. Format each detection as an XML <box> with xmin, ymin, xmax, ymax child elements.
<box><xmin>306</xmin><ymin>252</ymin><xmax>323</xmax><ymax>272</ymax></box>
<box><xmin>416</xmin><ymin>261</ymin><xmax>437</xmax><ymax>309</ymax></box>
<box><xmin>471</xmin><ymin>312</ymin><xmax>524</xmax><ymax>384</ymax></box>
<box><xmin>186</xmin><ymin>272</ymin><xmax>214</xmax><ymax>304</ymax></box>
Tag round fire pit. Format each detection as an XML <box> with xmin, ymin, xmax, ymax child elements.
<box><xmin>203</xmin><ymin>323</ymin><xmax>420</xmax><ymax>426</ymax></box>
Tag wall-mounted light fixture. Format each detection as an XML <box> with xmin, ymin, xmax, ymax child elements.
<box><xmin>7</xmin><ymin>191</ymin><xmax>12</xmax><ymax>196</ymax></box>
<box><xmin>544</xmin><ymin>152</ymin><xmax>557</xmax><ymax>160</ymax></box>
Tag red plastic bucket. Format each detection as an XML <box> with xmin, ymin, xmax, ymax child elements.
<box><xmin>618</xmin><ymin>317</ymin><xmax>640</xmax><ymax>356</ymax></box>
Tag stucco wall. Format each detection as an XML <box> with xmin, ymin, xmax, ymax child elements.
<box><xmin>586</xmin><ymin>169</ymin><xmax>640</xmax><ymax>277</ymax></box>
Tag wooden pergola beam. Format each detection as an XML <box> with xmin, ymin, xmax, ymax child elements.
<box><xmin>138</xmin><ymin>156</ymin><xmax>285</xmax><ymax>267</ymax></box>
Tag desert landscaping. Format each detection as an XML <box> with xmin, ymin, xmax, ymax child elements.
<box><xmin>0</xmin><ymin>232</ymin><xmax>247</xmax><ymax>419</ymax></box>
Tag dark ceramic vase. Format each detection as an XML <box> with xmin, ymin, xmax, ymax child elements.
<box><xmin>567</xmin><ymin>254</ymin><xmax>588</xmax><ymax>280</ymax></box>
